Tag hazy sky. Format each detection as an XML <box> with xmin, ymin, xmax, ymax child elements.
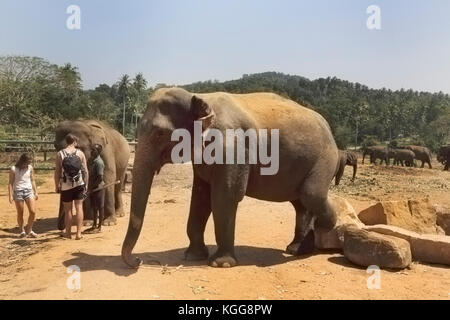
<box><xmin>1</xmin><ymin>0</ymin><xmax>450</xmax><ymax>93</ymax></box>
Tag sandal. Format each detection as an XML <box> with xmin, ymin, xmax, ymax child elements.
<box><xmin>75</xmin><ymin>235</ymin><xmax>83</xmax><ymax>240</ymax></box>
<box><xmin>19</xmin><ymin>232</ymin><xmax>26</xmax><ymax>238</ymax></box>
<box><xmin>28</xmin><ymin>231</ymin><xmax>38</xmax><ymax>238</ymax></box>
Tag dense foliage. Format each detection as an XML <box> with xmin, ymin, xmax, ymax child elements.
<box><xmin>1</xmin><ymin>56</ymin><xmax>448</xmax><ymax>150</ymax></box>
<box><xmin>0</xmin><ymin>56</ymin><xmax>149</xmax><ymax>139</ymax></box>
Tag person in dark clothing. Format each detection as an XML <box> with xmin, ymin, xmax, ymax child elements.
<box><xmin>85</xmin><ymin>144</ymin><xmax>105</xmax><ymax>233</ymax></box>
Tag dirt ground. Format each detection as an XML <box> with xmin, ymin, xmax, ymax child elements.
<box><xmin>0</xmin><ymin>159</ymin><xmax>449</xmax><ymax>300</ymax></box>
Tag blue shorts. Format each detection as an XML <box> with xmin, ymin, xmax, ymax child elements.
<box><xmin>13</xmin><ymin>189</ymin><xmax>34</xmax><ymax>201</ymax></box>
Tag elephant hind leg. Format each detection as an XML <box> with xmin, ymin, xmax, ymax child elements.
<box><xmin>114</xmin><ymin>168</ymin><xmax>127</xmax><ymax>217</ymax></box>
<box><xmin>286</xmin><ymin>199</ymin><xmax>315</xmax><ymax>256</ymax></box>
<box><xmin>287</xmin><ymin>169</ymin><xmax>337</xmax><ymax>256</ymax></box>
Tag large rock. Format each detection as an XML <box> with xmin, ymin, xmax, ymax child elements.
<box><xmin>358</xmin><ymin>198</ymin><xmax>438</xmax><ymax>234</ymax></box>
<box><xmin>364</xmin><ymin>224</ymin><xmax>450</xmax><ymax>266</ymax></box>
<box><xmin>315</xmin><ymin>195</ymin><xmax>364</xmax><ymax>249</ymax></box>
<box><xmin>343</xmin><ymin>227</ymin><xmax>412</xmax><ymax>269</ymax></box>
<box><xmin>434</xmin><ymin>204</ymin><xmax>450</xmax><ymax>236</ymax></box>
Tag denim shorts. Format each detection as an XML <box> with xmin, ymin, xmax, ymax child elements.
<box><xmin>13</xmin><ymin>189</ymin><xmax>34</xmax><ymax>201</ymax></box>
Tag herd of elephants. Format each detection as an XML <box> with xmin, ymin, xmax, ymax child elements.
<box><xmin>52</xmin><ymin>88</ymin><xmax>450</xmax><ymax>268</ymax></box>
<box><xmin>335</xmin><ymin>144</ymin><xmax>450</xmax><ymax>186</ymax></box>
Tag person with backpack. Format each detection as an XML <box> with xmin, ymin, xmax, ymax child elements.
<box><xmin>54</xmin><ymin>133</ymin><xmax>89</xmax><ymax>240</ymax></box>
<box><xmin>8</xmin><ymin>153</ymin><xmax>39</xmax><ymax>238</ymax></box>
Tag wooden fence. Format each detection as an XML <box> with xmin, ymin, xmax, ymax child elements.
<box><xmin>0</xmin><ymin>140</ymin><xmax>136</xmax><ymax>171</ymax></box>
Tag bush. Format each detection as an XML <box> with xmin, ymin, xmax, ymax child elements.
<box><xmin>361</xmin><ymin>135</ymin><xmax>380</xmax><ymax>148</ymax></box>
<box><xmin>334</xmin><ymin>125</ymin><xmax>352</xmax><ymax>149</ymax></box>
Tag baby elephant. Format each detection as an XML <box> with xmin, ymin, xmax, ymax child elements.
<box><xmin>334</xmin><ymin>150</ymin><xmax>358</xmax><ymax>185</ymax></box>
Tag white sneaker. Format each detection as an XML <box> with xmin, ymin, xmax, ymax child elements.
<box><xmin>27</xmin><ymin>231</ymin><xmax>38</xmax><ymax>238</ymax></box>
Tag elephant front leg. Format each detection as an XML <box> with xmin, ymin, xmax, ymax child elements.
<box><xmin>184</xmin><ymin>175</ymin><xmax>212</xmax><ymax>261</ymax></box>
<box><xmin>208</xmin><ymin>164</ymin><xmax>249</xmax><ymax>268</ymax></box>
<box><xmin>57</xmin><ymin>197</ymin><xmax>65</xmax><ymax>230</ymax></box>
<box><xmin>286</xmin><ymin>199</ymin><xmax>315</xmax><ymax>255</ymax></box>
<box><xmin>209</xmin><ymin>198</ymin><xmax>239</xmax><ymax>268</ymax></box>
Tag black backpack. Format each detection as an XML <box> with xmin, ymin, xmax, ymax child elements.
<box><xmin>62</xmin><ymin>150</ymin><xmax>82</xmax><ymax>186</ymax></box>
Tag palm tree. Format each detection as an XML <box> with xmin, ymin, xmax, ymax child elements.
<box><xmin>118</xmin><ymin>74</ymin><xmax>131</xmax><ymax>135</ymax></box>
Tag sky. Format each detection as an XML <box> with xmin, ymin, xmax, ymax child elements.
<box><xmin>1</xmin><ymin>0</ymin><xmax>450</xmax><ymax>93</ymax></box>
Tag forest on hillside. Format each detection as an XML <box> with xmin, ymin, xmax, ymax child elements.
<box><xmin>1</xmin><ymin>56</ymin><xmax>449</xmax><ymax>150</ymax></box>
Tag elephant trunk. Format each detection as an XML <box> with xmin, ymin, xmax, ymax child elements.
<box><xmin>121</xmin><ymin>141</ymin><xmax>155</xmax><ymax>268</ymax></box>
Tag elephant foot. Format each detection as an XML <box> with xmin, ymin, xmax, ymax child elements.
<box><xmin>115</xmin><ymin>207</ymin><xmax>126</xmax><ymax>217</ymax></box>
<box><xmin>83</xmin><ymin>220</ymin><xmax>93</xmax><ymax>227</ymax></box>
<box><xmin>208</xmin><ymin>252</ymin><xmax>237</xmax><ymax>268</ymax></box>
<box><xmin>184</xmin><ymin>245</ymin><xmax>209</xmax><ymax>261</ymax></box>
<box><xmin>285</xmin><ymin>230</ymin><xmax>315</xmax><ymax>256</ymax></box>
<box><xmin>102</xmin><ymin>216</ymin><xmax>117</xmax><ymax>226</ymax></box>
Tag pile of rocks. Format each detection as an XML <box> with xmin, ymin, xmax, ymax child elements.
<box><xmin>316</xmin><ymin>195</ymin><xmax>450</xmax><ymax>269</ymax></box>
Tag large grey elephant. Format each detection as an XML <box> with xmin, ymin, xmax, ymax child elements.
<box><xmin>54</xmin><ymin>120</ymin><xmax>130</xmax><ymax>229</ymax></box>
<box><xmin>122</xmin><ymin>88</ymin><xmax>339</xmax><ymax>268</ymax></box>
<box><xmin>407</xmin><ymin>145</ymin><xmax>432</xmax><ymax>168</ymax></box>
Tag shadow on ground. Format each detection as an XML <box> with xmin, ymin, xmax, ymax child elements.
<box><xmin>62</xmin><ymin>245</ymin><xmax>319</xmax><ymax>277</ymax></box>
<box><xmin>1</xmin><ymin>217</ymin><xmax>58</xmax><ymax>235</ymax></box>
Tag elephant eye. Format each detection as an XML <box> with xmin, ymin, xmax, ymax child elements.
<box><xmin>152</xmin><ymin>128</ymin><xmax>166</xmax><ymax>140</ymax></box>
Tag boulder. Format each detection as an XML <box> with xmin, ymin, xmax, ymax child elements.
<box><xmin>315</xmin><ymin>195</ymin><xmax>364</xmax><ymax>249</ymax></box>
<box><xmin>358</xmin><ymin>198</ymin><xmax>438</xmax><ymax>234</ymax></box>
<box><xmin>364</xmin><ymin>224</ymin><xmax>450</xmax><ymax>266</ymax></box>
<box><xmin>434</xmin><ymin>204</ymin><xmax>450</xmax><ymax>236</ymax></box>
<box><xmin>343</xmin><ymin>227</ymin><xmax>412</xmax><ymax>269</ymax></box>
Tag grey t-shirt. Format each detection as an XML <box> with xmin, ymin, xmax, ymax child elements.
<box><xmin>91</xmin><ymin>155</ymin><xmax>105</xmax><ymax>189</ymax></box>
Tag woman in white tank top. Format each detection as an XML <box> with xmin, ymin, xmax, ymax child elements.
<box><xmin>8</xmin><ymin>153</ymin><xmax>39</xmax><ymax>238</ymax></box>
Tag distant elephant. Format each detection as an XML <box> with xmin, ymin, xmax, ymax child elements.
<box><xmin>437</xmin><ymin>145</ymin><xmax>450</xmax><ymax>171</ymax></box>
<box><xmin>387</xmin><ymin>148</ymin><xmax>397</xmax><ymax>165</ymax></box>
<box><xmin>334</xmin><ymin>150</ymin><xmax>358</xmax><ymax>185</ymax></box>
<box><xmin>406</xmin><ymin>145</ymin><xmax>432</xmax><ymax>169</ymax></box>
<box><xmin>54</xmin><ymin>120</ymin><xmax>130</xmax><ymax>229</ymax></box>
<box><xmin>392</xmin><ymin>149</ymin><xmax>416</xmax><ymax>167</ymax></box>
<box><xmin>363</xmin><ymin>146</ymin><xmax>388</xmax><ymax>165</ymax></box>
<box><xmin>362</xmin><ymin>146</ymin><xmax>375</xmax><ymax>164</ymax></box>
<box><xmin>122</xmin><ymin>88</ymin><xmax>339</xmax><ymax>268</ymax></box>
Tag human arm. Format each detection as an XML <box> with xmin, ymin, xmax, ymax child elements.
<box><xmin>8</xmin><ymin>168</ymin><xmax>14</xmax><ymax>204</ymax></box>
<box><xmin>54</xmin><ymin>153</ymin><xmax>61</xmax><ymax>193</ymax></box>
<box><xmin>81</xmin><ymin>152</ymin><xmax>89</xmax><ymax>190</ymax></box>
<box><xmin>30</xmin><ymin>166</ymin><xmax>38</xmax><ymax>200</ymax></box>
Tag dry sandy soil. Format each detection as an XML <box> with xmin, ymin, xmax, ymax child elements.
<box><xmin>0</xmin><ymin>159</ymin><xmax>449</xmax><ymax>300</ymax></box>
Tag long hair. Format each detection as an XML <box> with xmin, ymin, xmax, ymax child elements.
<box><xmin>15</xmin><ymin>153</ymin><xmax>32</xmax><ymax>170</ymax></box>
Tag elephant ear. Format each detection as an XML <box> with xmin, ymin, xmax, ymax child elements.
<box><xmin>191</xmin><ymin>95</ymin><xmax>215</xmax><ymax>131</ymax></box>
<box><xmin>88</xmin><ymin>123</ymin><xmax>108</xmax><ymax>149</ymax></box>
